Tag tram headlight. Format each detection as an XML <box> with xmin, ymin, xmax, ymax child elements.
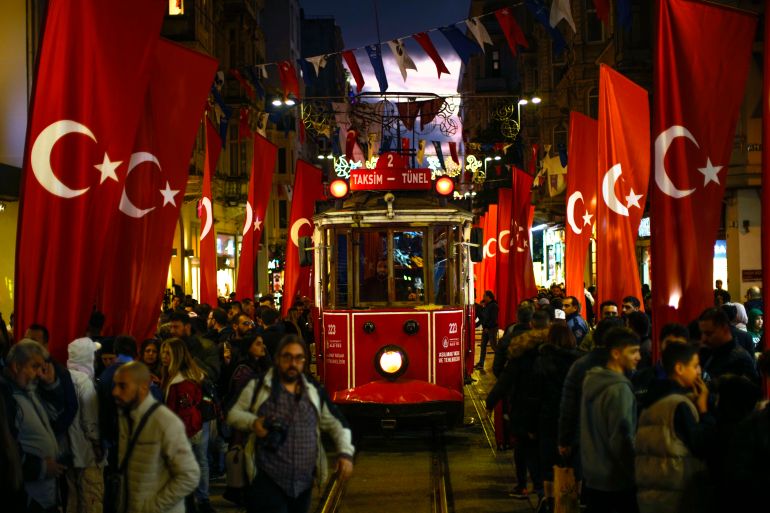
<box><xmin>374</xmin><ymin>345</ymin><xmax>409</xmax><ymax>380</ymax></box>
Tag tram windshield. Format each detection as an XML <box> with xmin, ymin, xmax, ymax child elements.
<box><xmin>322</xmin><ymin>224</ymin><xmax>464</xmax><ymax>308</ymax></box>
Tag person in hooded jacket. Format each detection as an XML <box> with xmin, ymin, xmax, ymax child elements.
<box><xmin>65</xmin><ymin>337</ymin><xmax>105</xmax><ymax>513</ymax></box>
<box><xmin>580</xmin><ymin>327</ymin><xmax>641</xmax><ymax>513</ymax></box>
<box><xmin>486</xmin><ymin>327</ymin><xmax>549</xmax><ymax>499</ymax></box>
<box><xmin>526</xmin><ymin>323</ymin><xmax>581</xmax><ymax>513</ymax></box>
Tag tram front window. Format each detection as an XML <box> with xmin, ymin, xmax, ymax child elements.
<box><xmin>394</xmin><ymin>230</ymin><xmax>425</xmax><ymax>302</ymax></box>
<box><xmin>358</xmin><ymin>231</ymin><xmax>388</xmax><ymax>302</ymax></box>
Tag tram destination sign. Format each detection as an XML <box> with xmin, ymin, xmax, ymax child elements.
<box><xmin>349</xmin><ymin>151</ymin><xmax>432</xmax><ymax>191</ymax></box>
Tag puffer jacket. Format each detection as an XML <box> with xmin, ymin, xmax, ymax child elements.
<box><xmin>117</xmin><ymin>395</ymin><xmax>199</xmax><ymax>513</ymax></box>
<box><xmin>227</xmin><ymin>368</ymin><xmax>354</xmax><ymax>486</ymax></box>
<box><xmin>67</xmin><ymin>337</ymin><xmax>103</xmax><ymax>468</ymax></box>
<box><xmin>635</xmin><ymin>394</ymin><xmax>707</xmax><ymax>513</ymax></box>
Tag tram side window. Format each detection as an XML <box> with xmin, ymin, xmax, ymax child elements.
<box><xmin>433</xmin><ymin>227</ymin><xmax>450</xmax><ymax>305</ymax></box>
<box><xmin>335</xmin><ymin>233</ymin><xmax>348</xmax><ymax>307</ymax></box>
<box><xmin>394</xmin><ymin>230</ymin><xmax>425</xmax><ymax>302</ymax></box>
<box><xmin>358</xmin><ymin>231</ymin><xmax>388</xmax><ymax>303</ymax></box>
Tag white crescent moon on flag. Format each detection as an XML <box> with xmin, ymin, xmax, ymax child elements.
<box><xmin>118</xmin><ymin>152</ymin><xmax>160</xmax><ymax>218</ymax></box>
<box><xmin>655</xmin><ymin>125</ymin><xmax>698</xmax><ymax>199</ymax></box>
<box><xmin>498</xmin><ymin>230</ymin><xmax>511</xmax><ymax>254</ymax></box>
<box><xmin>290</xmin><ymin>218</ymin><xmax>311</xmax><ymax>247</ymax></box>
<box><xmin>483</xmin><ymin>237</ymin><xmax>497</xmax><ymax>259</ymax></box>
<box><xmin>566</xmin><ymin>191</ymin><xmax>584</xmax><ymax>235</ymax></box>
<box><xmin>200</xmin><ymin>197</ymin><xmax>213</xmax><ymax>240</ymax></box>
<box><xmin>30</xmin><ymin>120</ymin><xmax>96</xmax><ymax>199</ymax></box>
<box><xmin>243</xmin><ymin>202</ymin><xmax>253</xmax><ymax>237</ymax></box>
<box><xmin>601</xmin><ymin>163</ymin><xmax>629</xmax><ymax>217</ymax></box>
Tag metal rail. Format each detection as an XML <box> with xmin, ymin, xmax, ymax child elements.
<box><xmin>315</xmin><ymin>470</ymin><xmax>346</xmax><ymax>513</ymax></box>
<box><xmin>431</xmin><ymin>431</ymin><xmax>454</xmax><ymax>513</ymax></box>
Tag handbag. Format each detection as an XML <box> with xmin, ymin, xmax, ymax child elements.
<box><xmin>225</xmin><ymin>374</ymin><xmax>266</xmax><ymax>489</ymax></box>
<box><xmin>105</xmin><ymin>402</ymin><xmax>161</xmax><ymax>513</ymax></box>
<box><xmin>553</xmin><ymin>464</ymin><xmax>580</xmax><ymax>513</ymax></box>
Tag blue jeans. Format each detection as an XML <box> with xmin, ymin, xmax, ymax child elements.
<box><xmin>192</xmin><ymin>421</ymin><xmax>211</xmax><ymax>501</ymax></box>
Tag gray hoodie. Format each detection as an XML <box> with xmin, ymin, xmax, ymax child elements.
<box><xmin>580</xmin><ymin>366</ymin><xmax>637</xmax><ymax>492</ymax></box>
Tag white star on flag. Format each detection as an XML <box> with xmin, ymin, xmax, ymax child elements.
<box><xmin>253</xmin><ymin>217</ymin><xmax>262</xmax><ymax>231</ymax></box>
<box><xmin>94</xmin><ymin>153</ymin><xmax>122</xmax><ymax>184</ymax></box>
<box><xmin>159</xmin><ymin>181</ymin><xmax>179</xmax><ymax>206</ymax></box>
<box><xmin>625</xmin><ymin>189</ymin><xmax>643</xmax><ymax>209</ymax></box>
<box><xmin>698</xmin><ymin>158</ymin><xmax>722</xmax><ymax>186</ymax></box>
<box><xmin>582</xmin><ymin>212</ymin><xmax>593</xmax><ymax>226</ymax></box>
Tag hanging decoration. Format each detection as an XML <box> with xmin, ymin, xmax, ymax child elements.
<box><xmin>387</xmin><ymin>39</ymin><xmax>418</xmax><ymax>81</ymax></box>
<box><xmin>550</xmin><ymin>0</ymin><xmax>577</xmax><ymax>32</ymax></box>
<box><xmin>465</xmin><ymin>16</ymin><xmax>494</xmax><ymax>52</ymax></box>
<box><xmin>277</xmin><ymin>60</ymin><xmax>300</xmax><ymax>100</ymax></box>
<box><xmin>438</xmin><ymin>25</ymin><xmax>482</xmax><ymax>65</ymax></box>
<box><xmin>413</xmin><ymin>32</ymin><xmax>451</xmax><ymax>78</ymax></box>
<box><xmin>342</xmin><ymin>50</ymin><xmax>365</xmax><ymax>92</ymax></box>
<box><xmin>495</xmin><ymin>7</ymin><xmax>529</xmax><ymax>57</ymax></box>
<box><xmin>526</xmin><ymin>0</ymin><xmax>567</xmax><ymax>56</ymax></box>
<box><xmin>365</xmin><ymin>44</ymin><xmax>389</xmax><ymax>93</ymax></box>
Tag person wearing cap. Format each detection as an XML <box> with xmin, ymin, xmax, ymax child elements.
<box><xmin>66</xmin><ymin>337</ymin><xmax>105</xmax><ymax>513</ymax></box>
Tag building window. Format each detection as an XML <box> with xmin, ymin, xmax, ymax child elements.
<box><xmin>486</xmin><ymin>50</ymin><xmax>501</xmax><ymax>77</ymax></box>
<box><xmin>585</xmin><ymin>0</ymin><xmax>604</xmax><ymax>43</ymax></box>
<box><xmin>168</xmin><ymin>0</ymin><xmax>184</xmax><ymax>16</ymax></box>
<box><xmin>588</xmin><ymin>87</ymin><xmax>599</xmax><ymax>118</ymax></box>
<box><xmin>278</xmin><ymin>199</ymin><xmax>288</xmax><ymax>229</ymax></box>
<box><xmin>277</xmin><ymin>147</ymin><xmax>287</xmax><ymax>174</ymax></box>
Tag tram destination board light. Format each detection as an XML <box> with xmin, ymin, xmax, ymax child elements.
<box><xmin>435</xmin><ymin>176</ymin><xmax>454</xmax><ymax>196</ymax></box>
<box><xmin>329</xmin><ymin>179</ymin><xmax>349</xmax><ymax>198</ymax></box>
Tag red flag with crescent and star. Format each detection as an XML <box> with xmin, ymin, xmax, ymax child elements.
<box><xmin>495</xmin><ymin>188</ymin><xmax>513</xmax><ymax>327</ymax></box>
<box><xmin>200</xmin><ymin>118</ymin><xmax>222</xmax><ymax>308</ymax></box>
<box><xmin>510</xmin><ymin>167</ymin><xmax>538</xmax><ymax>310</ymax></box>
<box><xmin>282</xmin><ymin>160</ymin><xmax>325</xmax><ymax>315</ymax></box>
<box><xmin>236</xmin><ymin>133</ymin><xmax>277</xmax><ymax>303</ymax></box>
<box><xmin>596</xmin><ymin>65</ymin><xmax>650</xmax><ymax>308</ymax></box>
<box><xmin>565</xmin><ymin>112</ymin><xmax>598</xmax><ymax>303</ymax></box>
<box><xmin>14</xmin><ymin>0</ymin><xmax>165</xmax><ymax>361</ymax></box>
<box><xmin>482</xmin><ymin>205</ymin><xmax>498</xmax><ymax>296</ymax></box>
<box><xmin>474</xmin><ymin>214</ymin><xmax>486</xmax><ymax>301</ymax></box>
<box><xmin>98</xmin><ymin>40</ymin><xmax>217</xmax><ymax>341</ymax></box>
<box><xmin>651</xmin><ymin>0</ymin><xmax>756</xmax><ymax>357</ymax></box>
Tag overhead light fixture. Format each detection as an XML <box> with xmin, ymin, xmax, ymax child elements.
<box><xmin>518</xmin><ymin>99</ymin><xmax>529</xmax><ymax>106</ymax></box>
<box><xmin>271</xmin><ymin>99</ymin><xmax>282</xmax><ymax>107</ymax></box>
<box><xmin>494</xmin><ymin>156</ymin><xmax>501</xmax><ymax>161</ymax></box>
<box><xmin>484</xmin><ymin>156</ymin><xmax>492</xmax><ymax>161</ymax></box>
<box><xmin>284</xmin><ymin>98</ymin><xmax>296</xmax><ymax>106</ymax></box>
<box><xmin>327</xmin><ymin>153</ymin><xmax>333</xmax><ymax>159</ymax></box>
<box><xmin>531</xmin><ymin>97</ymin><xmax>542</xmax><ymax>104</ymax></box>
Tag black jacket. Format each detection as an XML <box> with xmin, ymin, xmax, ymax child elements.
<box><xmin>726</xmin><ymin>406</ymin><xmax>770</xmax><ymax>510</ymax></box>
<box><xmin>492</xmin><ymin>324</ymin><xmax>530</xmax><ymax>378</ymax></box>
<box><xmin>557</xmin><ymin>348</ymin><xmax>608</xmax><ymax>447</ymax></box>
<box><xmin>702</xmin><ymin>339</ymin><xmax>757</xmax><ymax>384</ymax></box>
<box><xmin>526</xmin><ymin>343</ymin><xmax>581</xmax><ymax>436</ymax></box>
<box><xmin>477</xmin><ymin>300</ymin><xmax>499</xmax><ymax>330</ymax></box>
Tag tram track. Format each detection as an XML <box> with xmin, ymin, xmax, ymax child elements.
<box><xmin>314</xmin><ymin>428</ymin><xmax>454</xmax><ymax>513</ymax></box>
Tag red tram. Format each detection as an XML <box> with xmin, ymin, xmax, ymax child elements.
<box><xmin>308</xmin><ymin>154</ymin><xmax>480</xmax><ymax>427</ymax></box>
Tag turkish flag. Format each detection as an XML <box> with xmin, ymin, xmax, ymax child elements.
<box><xmin>199</xmin><ymin>119</ymin><xmax>222</xmax><ymax>308</ymax></box>
<box><xmin>236</xmin><ymin>134</ymin><xmax>277</xmax><ymax>302</ymax></box>
<box><xmin>14</xmin><ymin>0</ymin><xmax>165</xmax><ymax>361</ymax></box>
<box><xmin>482</xmin><ymin>205</ymin><xmax>498</xmax><ymax>296</ymax></box>
<box><xmin>495</xmin><ymin>188</ymin><xmax>513</xmax><ymax>327</ymax></box>
<box><xmin>277</xmin><ymin>60</ymin><xmax>301</xmax><ymax>100</ymax></box>
<box><xmin>596</xmin><ymin>65</ymin><xmax>650</xmax><ymax>307</ymax></box>
<box><xmin>99</xmin><ymin>40</ymin><xmax>217</xmax><ymax>341</ymax></box>
<box><xmin>510</xmin><ymin>167</ymin><xmax>538</xmax><ymax>309</ymax></box>
<box><xmin>282</xmin><ymin>161</ymin><xmax>325</xmax><ymax>315</ymax></box>
<box><xmin>651</xmin><ymin>0</ymin><xmax>756</xmax><ymax>355</ymax></box>
<box><xmin>495</xmin><ymin>7</ymin><xmax>528</xmax><ymax>56</ymax></box>
<box><xmin>565</xmin><ymin>112</ymin><xmax>598</xmax><ymax>303</ymax></box>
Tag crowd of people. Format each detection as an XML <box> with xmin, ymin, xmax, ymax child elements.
<box><xmin>0</xmin><ymin>293</ymin><xmax>354</xmax><ymax>513</ymax></box>
<box><xmin>479</xmin><ymin>283</ymin><xmax>769</xmax><ymax>513</ymax></box>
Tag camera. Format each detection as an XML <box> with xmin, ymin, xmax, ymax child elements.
<box><xmin>260</xmin><ymin>416</ymin><xmax>288</xmax><ymax>452</ymax></box>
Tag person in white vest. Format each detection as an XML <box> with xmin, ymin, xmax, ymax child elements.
<box><xmin>113</xmin><ymin>361</ymin><xmax>199</xmax><ymax>513</ymax></box>
<box><xmin>635</xmin><ymin>343</ymin><xmax>714</xmax><ymax>513</ymax></box>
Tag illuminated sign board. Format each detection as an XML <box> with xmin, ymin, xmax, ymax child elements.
<box><xmin>349</xmin><ymin>152</ymin><xmax>431</xmax><ymax>191</ymax></box>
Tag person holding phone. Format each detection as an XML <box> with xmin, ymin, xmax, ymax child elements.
<box><xmin>634</xmin><ymin>343</ymin><xmax>715</xmax><ymax>513</ymax></box>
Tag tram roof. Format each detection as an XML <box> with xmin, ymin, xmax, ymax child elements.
<box><xmin>314</xmin><ymin>191</ymin><xmax>473</xmax><ymax>227</ymax></box>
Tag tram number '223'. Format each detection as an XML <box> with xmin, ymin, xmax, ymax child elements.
<box><xmin>327</xmin><ymin>324</ymin><xmax>337</xmax><ymax>335</ymax></box>
<box><xmin>448</xmin><ymin>322</ymin><xmax>458</xmax><ymax>334</ymax></box>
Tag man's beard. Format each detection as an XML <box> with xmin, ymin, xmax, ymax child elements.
<box><xmin>281</xmin><ymin>367</ymin><xmax>301</xmax><ymax>383</ymax></box>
